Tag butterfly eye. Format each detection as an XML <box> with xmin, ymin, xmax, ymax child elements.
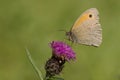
<box><xmin>89</xmin><ymin>14</ymin><xmax>92</xmax><ymax>18</ymax></box>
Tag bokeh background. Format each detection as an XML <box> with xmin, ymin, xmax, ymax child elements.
<box><xmin>0</xmin><ymin>0</ymin><xmax>120</xmax><ymax>80</ymax></box>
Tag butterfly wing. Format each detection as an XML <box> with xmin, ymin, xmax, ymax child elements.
<box><xmin>71</xmin><ymin>8</ymin><xmax>102</xmax><ymax>47</ymax></box>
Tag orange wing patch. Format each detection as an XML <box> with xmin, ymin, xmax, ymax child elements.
<box><xmin>72</xmin><ymin>13</ymin><xmax>89</xmax><ymax>30</ymax></box>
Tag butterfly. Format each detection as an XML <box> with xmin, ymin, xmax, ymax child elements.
<box><xmin>66</xmin><ymin>8</ymin><xmax>102</xmax><ymax>47</ymax></box>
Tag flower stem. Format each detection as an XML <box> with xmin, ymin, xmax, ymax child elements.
<box><xmin>25</xmin><ymin>48</ymin><xmax>43</xmax><ymax>80</ymax></box>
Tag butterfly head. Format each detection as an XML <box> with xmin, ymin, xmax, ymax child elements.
<box><xmin>66</xmin><ymin>31</ymin><xmax>74</xmax><ymax>42</ymax></box>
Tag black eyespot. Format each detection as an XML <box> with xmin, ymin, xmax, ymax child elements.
<box><xmin>89</xmin><ymin>14</ymin><xmax>92</xmax><ymax>18</ymax></box>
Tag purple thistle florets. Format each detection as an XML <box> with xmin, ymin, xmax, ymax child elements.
<box><xmin>50</xmin><ymin>41</ymin><xmax>76</xmax><ymax>61</ymax></box>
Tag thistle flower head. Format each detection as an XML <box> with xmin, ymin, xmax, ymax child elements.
<box><xmin>50</xmin><ymin>41</ymin><xmax>76</xmax><ymax>61</ymax></box>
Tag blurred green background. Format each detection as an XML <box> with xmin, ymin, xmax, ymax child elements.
<box><xmin>0</xmin><ymin>0</ymin><xmax>120</xmax><ymax>80</ymax></box>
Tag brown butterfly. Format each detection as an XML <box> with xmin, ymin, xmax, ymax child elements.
<box><xmin>66</xmin><ymin>8</ymin><xmax>102</xmax><ymax>47</ymax></box>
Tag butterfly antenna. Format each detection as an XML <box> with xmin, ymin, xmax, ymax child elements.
<box><xmin>57</xmin><ymin>29</ymin><xmax>67</xmax><ymax>33</ymax></box>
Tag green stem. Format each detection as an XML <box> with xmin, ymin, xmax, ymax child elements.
<box><xmin>25</xmin><ymin>48</ymin><xmax>43</xmax><ymax>80</ymax></box>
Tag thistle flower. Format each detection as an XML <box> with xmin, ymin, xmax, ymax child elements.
<box><xmin>45</xmin><ymin>41</ymin><xmax>76</xmax><ymax>79</ymax></box>
<box><xmin>50</xmin><ymin>41</ymin><xmax>76</xmax><ymax>61</ymax></box>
